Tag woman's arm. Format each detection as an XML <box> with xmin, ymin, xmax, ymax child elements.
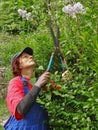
<box><xmin>17</xmin><ymin>71</ymin><xmax>50</xmax><ymax>116</ymax></box>
<box><xmin>17</xmin><ymin>85</ymin><xmax>40</xmax><ymax>115</ymax></box>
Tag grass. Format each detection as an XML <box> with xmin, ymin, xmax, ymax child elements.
<box><xmin>0</xmin><ymin>98</ymin><xmax>9</xmax><ymax>129</ymax></box>
<box><xmin>0</xmin><ymin>126</ymin><xmax>3</xmax><ymax>130</ymax></box>
<box><xmin>0</xmin><ymin>31</ymin><xmax>11</xmax><ymax>130</ymax></box>
<box><xmin>0</xmin><ymin>99</ymin><xmax>9</xmax><ymax>117</ymax></box>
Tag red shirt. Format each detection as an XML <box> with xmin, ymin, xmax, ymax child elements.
<box><xmin>6</xmin><ymin>76</ymin><xmax>32</xmax><ymax>120</ymax></box>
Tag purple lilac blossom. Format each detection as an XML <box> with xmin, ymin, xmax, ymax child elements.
<box><xmin>62</xmin><ymin>2</ymin><xmax>85</xmax><ymax>18</ymax></box>
<box><xmin>18</xmin><ymin>9</ymin><xmax>32</xmax><ymax>21</ymax></box>
<box><xmin>26</xmin><ymin>12</ymin><xmax>31</xmax><ymax>20</ymax></box>
<box><xmin>62</xmin><ymin>4</ymin><xmax>76</xmax><ymax>18</ymax></box>
<box><xmin>18</xmin><ymin>9</ymin><xmax>27</xmax><ymax>18</ymax></box>
<box><xmin>18</xmin><ymin>9</ymin><xmax>23</xmax><ymax>16</ymax></box>
<box><xmin>73</xmin><ymin>2</ymin><xmax>83</xmax><ymax>13</ymax></box>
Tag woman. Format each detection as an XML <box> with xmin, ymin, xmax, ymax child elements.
<box><xmin>4</xmin><ymin>47</ymin><xmax>51</xmax><ymax>130</ymax></box>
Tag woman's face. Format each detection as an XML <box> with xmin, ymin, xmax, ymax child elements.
<box><xmin>19</xmin><ymin>53</ymin><xmax>36</xmax><ymax>69</ymax></box>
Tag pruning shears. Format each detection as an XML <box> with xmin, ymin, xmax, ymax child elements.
<box><xmin>47</xmin><ymin>26</ymin><xmax>67</xmax><ymax>72</ymax></box>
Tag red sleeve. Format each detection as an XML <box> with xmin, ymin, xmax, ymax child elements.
<box><xmin>6</xmin><ymin>77</ymin><xmax>24</xmax><ymax>120</ymax></box>
<box><xmin>15</xmin><ymin>110</ymin><xmax>24</xmax><ymax>120</ymax></box>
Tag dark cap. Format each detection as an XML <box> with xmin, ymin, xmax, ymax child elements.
<box><xmin>11</xmin><ymin>47</ymin><xmax>33</xmax><ymax>65</ymax></box>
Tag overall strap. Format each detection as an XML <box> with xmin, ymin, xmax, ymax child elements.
<box><xmin>20</xmin><ymin>76</ymin><xmax>29</xmax><ymax>95</ymax></box>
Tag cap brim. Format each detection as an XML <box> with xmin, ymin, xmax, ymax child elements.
<box><xmin>21</xmin><ymin>47</ymin><xmax>33</xmax><ymax>55</ymax></box>
<box><xmin>11</xmin><ymin>47</ymin><xmax>33</xmax><ymax>65</ymax></box>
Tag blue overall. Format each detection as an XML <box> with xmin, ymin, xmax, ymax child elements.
<box><xmin>3</xmin><ymin>77</ymin><xmax>50</xmax><ymax>130</ymax></box>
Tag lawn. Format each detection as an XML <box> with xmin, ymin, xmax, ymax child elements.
<box><xmin>0</xmin><ymin>99</ymin><xmax>9</xmax><ymax>130</ymax></box>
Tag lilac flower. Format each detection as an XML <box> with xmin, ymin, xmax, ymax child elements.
<box><xmin>73</xmin><ymin>2</ymin><xmax>83</xmax><ymax>13</ymax></box>
<box><xmin>18</xmin><ymin>9</ymin><xmax>27</xmax><ymax>18</ymax></box>
<box><xmin>62</xmin><ymin>2</ymin><xmax>85</xmax><ymax>18</ymax></box>
<box><xmin>18</xmin><ymin>9</ymin><xmax>23</xmax><ymax>16</ymax></box>
<box><xmin>18</xmin><ymin>9</ymin><xmax>32</xmax><ymax>21</ymax></box>
<box><xmin>62</xmin><ymin>4</ymin><xmax>76</xmax><ymax>18</ymax></box>
<box><xmin>26</xmin><ymin>12</ymin><xmax>31</xmax><ymax>20</ymax></box>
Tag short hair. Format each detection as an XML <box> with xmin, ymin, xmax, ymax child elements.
<box><xmin>12</xmin><ymin>57</ymin><xmax>21</xmax><ymax>76</ymax></box>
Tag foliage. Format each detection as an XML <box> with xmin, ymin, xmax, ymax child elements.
<box><xmin>0</xmin><ymin>99</ymin><xmax>9</xmax><ymax>129</ymax></box>
<box><xmin>37</xmin><ymin>70</ymin><xmax>98</xmax><ymax>130</ymax></box>
<box><xmin>0</xmin><ymin>99</ymin><xmax>9</xmax><ymax>117</ymax></box>
<box><xmin>0</xmin><ymin>0</ymin><xmax>98</xmax><ymax>129</ymax></box>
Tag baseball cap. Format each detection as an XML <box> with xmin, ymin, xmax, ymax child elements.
<box><xmin>11</xmin><ymin>47</ymin><xmax>33</xmax><ymax>65</ymax></box>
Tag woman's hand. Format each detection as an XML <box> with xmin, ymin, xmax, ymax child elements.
<box><xmin>34</xmin><ymin>71</ymin><xmax>51</xmax><ymax>88</ymax></box>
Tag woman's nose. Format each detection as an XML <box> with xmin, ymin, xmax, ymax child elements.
<box><xmin>29</xmin><ymin>55</ymin><xmax>33</xmax><ymax>59</ymax></box>
<box><xmin>29</xmin><ymin>55</ymin><xmax>35</xmax><ymax>63</ymax></box>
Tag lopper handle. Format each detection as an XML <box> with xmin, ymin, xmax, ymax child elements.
<box><xmin>60</xmin><ymin>56</ymin><xmax>66</xmax><ymax>71</ymax></box>
<box><xmin>47</xmin><ymin>53</ymin><xmax>54</xmax><ymax>71</ymax></box>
